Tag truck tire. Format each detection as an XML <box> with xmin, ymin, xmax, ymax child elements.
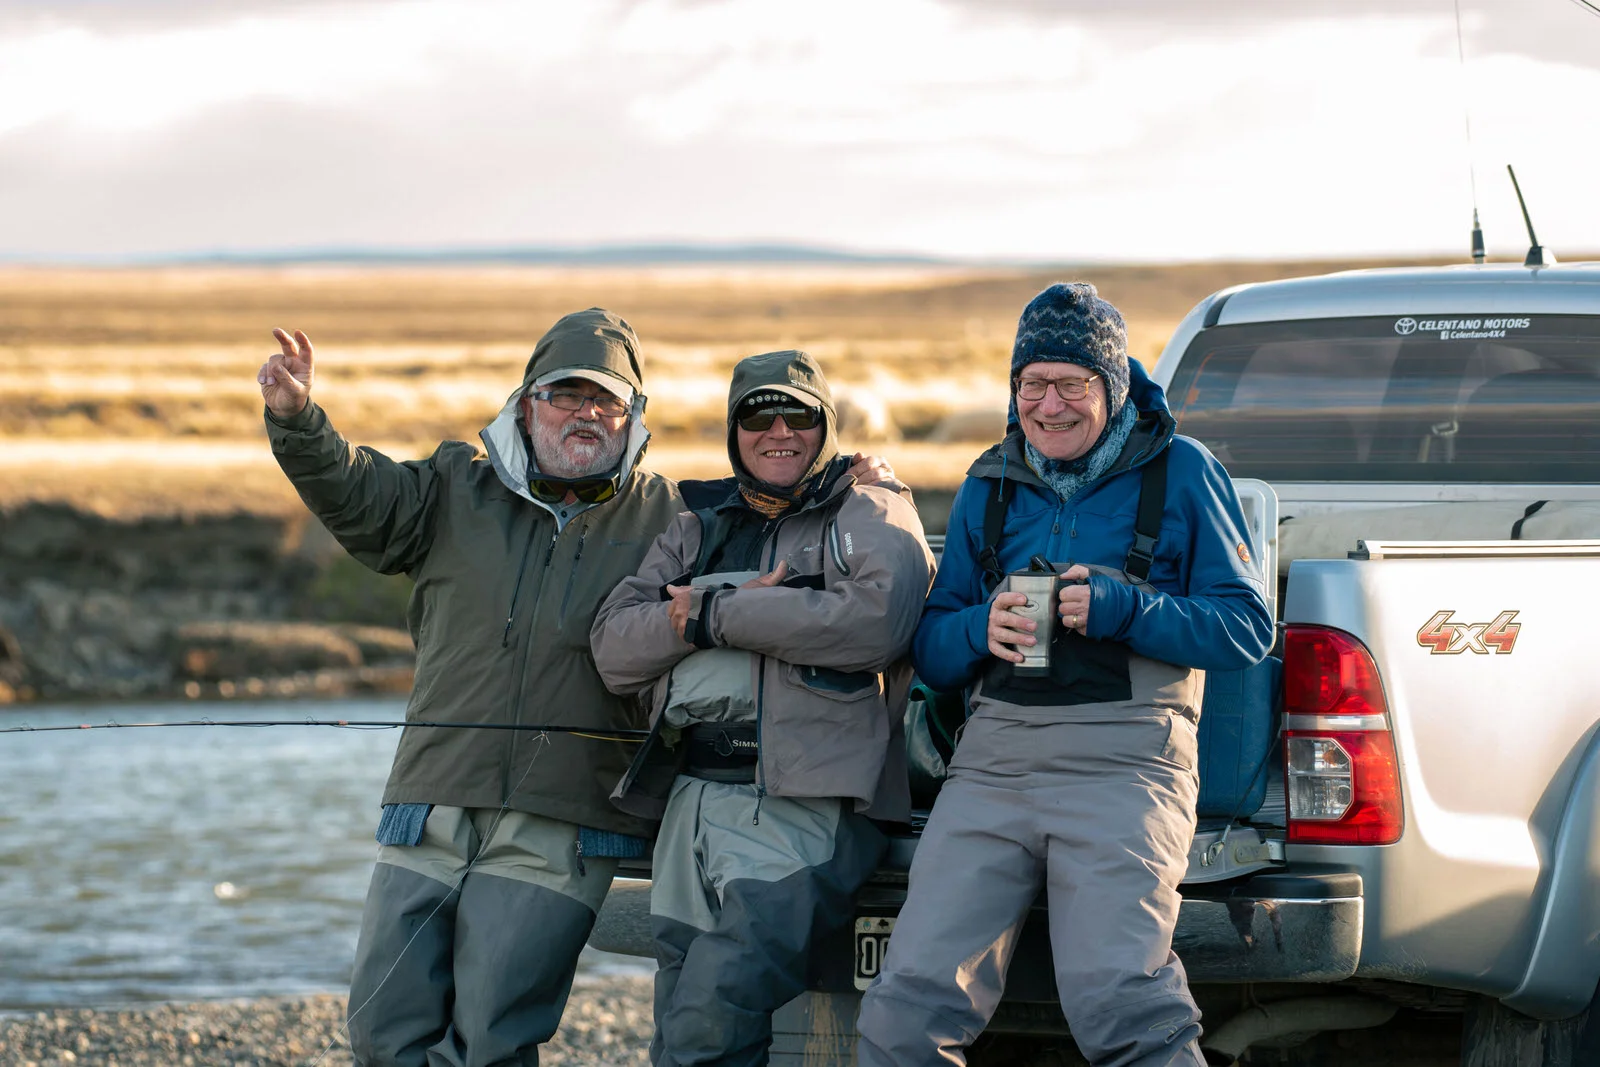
<box><xmin>1461</xmin><ymin>992</ymin><xmax>1600</xmax><ymax>1066</ymax></box>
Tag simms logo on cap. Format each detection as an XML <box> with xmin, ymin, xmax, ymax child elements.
<box><xmin>742</xmin><ymin>392</ymin><xmax>794</xmax><ymax>407</ymax></box>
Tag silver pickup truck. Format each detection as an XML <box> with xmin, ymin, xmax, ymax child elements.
<box><xmin>591</xmin><ymin>261</ymin><xmax>1600</xmax><ymax>1066</ymax></box>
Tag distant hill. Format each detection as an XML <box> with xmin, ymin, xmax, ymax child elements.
<box><xmin>150</xmin><ymin>242</ymin><xmax>959</xmax><ymax>268</ymax></box>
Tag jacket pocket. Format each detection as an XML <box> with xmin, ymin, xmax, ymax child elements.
<box><xmin>1159</xmin><ymin>713</ymin><xmax>1200</xmax><ymax>774</ymax></box>
<box><xmin>780</xmin><ymin>662</ymin><xmax>881</xmax><ymax>703</ymax></box>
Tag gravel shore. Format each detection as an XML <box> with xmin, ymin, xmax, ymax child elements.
<box><xmin>0</xmin><ymin>976</ymin><xmax>653</xmax><ymax>1067</ymax></box>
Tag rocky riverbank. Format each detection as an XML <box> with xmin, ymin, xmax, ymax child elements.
<box><xmin>0</xmin><ymin>488</ymin><xmax>955</xmax><ymax>706</ymax></box>
<box><xmin>0</xmin><ymin>977</ymin><xmax>653</xmax><ymax>1066</ymax></box>
<box><xmin>0</xmin><ymin>503</ymin><xmax>416</xmax><ymax>705</ymax></box>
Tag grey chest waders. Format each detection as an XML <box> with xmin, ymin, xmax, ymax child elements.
<box><xmin>858</xmin><ymin>444</ymin><xmax>1209</xmax><ymax>1067</ymax></box>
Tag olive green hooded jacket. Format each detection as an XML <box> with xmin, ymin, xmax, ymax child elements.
<box><xmin>265</xmin><ymin>309</ymin><xmax>683</xmax><ymax>837</ymax></box>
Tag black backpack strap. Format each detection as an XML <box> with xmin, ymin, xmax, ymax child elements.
<box><xmin>1123</xmin><ymin>448</ymin><xmax>1169</xmax><ymax>582</ymax></box>
<box><xmin>690</xmin><ymin>507</ymin><xmax>737</xmax><ymax>580</ymax></box>
<box><xmin>976</xmin><ymin>478</ymin><xmax>1013</xmax><ymax>594</ymax></box>
<box><xmin>678</xmin><ymin>476</ymin><xmax>737</xmax><ymax>511</ymax></box>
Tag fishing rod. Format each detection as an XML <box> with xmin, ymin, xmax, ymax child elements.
<box><xmin>0</xmin><ymin>718</ymin><xmax>650</xmax><ymax>741</ymax></box>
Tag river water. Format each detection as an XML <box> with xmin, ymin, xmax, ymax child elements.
<box><xmin>0</xmin><ymin>699</ymin><xmax>648</xmax><ymax>1011</ymax></box>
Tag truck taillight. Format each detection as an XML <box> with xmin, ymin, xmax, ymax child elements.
<box><xmin>1282</xmin><ymin>625</ymin><xmax>1404</xmax><ymax>846</ymax></box>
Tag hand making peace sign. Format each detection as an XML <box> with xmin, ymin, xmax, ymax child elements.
<box><xmin>258</xmin><ymin>328</ymin><xmax>315</xmax><ymax>418</ymax></box>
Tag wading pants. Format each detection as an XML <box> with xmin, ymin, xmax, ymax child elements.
<box><xmin>856</xmin><ymin>713</ymin><xmax>1204</xmax><ymax>1067</ymax></box>
<box><xmin>650</xmin><ymin>776</ymin><xmax>886</xmax><ymax>1067</ymax></box>
<box><xmin>347</xmin><ymin>806</ymin><xmax>618</xmax><ymax>1067</ymax></box>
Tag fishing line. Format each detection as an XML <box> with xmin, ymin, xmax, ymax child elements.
<box><xmin>0</xmin><ymin>718</ymin><xmax>648</xmax><ymax>741</ymax></box>
<box><xmin>1565</xmin><ymin>0</ymin><xmax>1600</xmax><ymax>19</ymax></box>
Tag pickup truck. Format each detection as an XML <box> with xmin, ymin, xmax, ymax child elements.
<box><xmin>591</xmin><ymin>260</ymin><xmax>1600</xmax><ymax>1066</ymax></box>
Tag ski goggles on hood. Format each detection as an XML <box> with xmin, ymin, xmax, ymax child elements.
<box><xmin>527</xmin><ymin>471</ymin><xmax>621</xmax><ymax>505</ymax></box>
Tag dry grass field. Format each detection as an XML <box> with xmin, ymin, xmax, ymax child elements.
<box><xmin>0</xmin><ymin>257</ymin><xmax>1454</xmax><ymax>518</ymax></box>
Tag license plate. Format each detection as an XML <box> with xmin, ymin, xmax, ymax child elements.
<box><xmin>853</xmin><ymin>915</ymin><xmax>895</xmax><ymax>990</ymax></box>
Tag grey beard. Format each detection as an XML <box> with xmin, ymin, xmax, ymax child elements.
<box><xmin>531</xmin><ymin>416</ymin><xmax>625</xmax><ymax>478</ymax></box>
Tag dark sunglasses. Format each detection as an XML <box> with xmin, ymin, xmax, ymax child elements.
<box><xmin>736</xmin><ymin>404</ymin><xmax>823</xmax><ymax>433</ymax></box>
<box><xmin>527</xmin><ymin>474</ymin><xmax>619</xmax><ymax>505</ymax></box>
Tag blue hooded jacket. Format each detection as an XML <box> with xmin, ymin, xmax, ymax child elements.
<box><xmin>913</xmin><ymin>360</ymin><xmax>1273</xmax><ymax>693</ymax></box>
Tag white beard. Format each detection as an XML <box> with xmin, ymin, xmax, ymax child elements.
<box><xmin>531</xmin><ymin>408</ymin><xmax>626</xmax><ymax>479</ymax></box>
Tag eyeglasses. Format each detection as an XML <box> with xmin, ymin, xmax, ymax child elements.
<box><xmin>530</xmin><ymin>389</ymin><xmax>629</xmax><ymax>418</ymax></box>
<box><xmin>736</xmin><ymin>405</ymin><xmax>824</xmax><ymax>432</ymax></box>
<box><xmin>527</xmin><ymin>474</ymin><xmax>619</xmax><ymax>505</ymax></box>
<box><xmin>1014</xmin><ymin>375</ymin><xmax>1100</xmax><ymax>402</ymax></box>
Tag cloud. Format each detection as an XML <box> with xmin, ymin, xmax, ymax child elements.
<box><xmin>1</xmin><ymin>0</ymin><xmax>1596</xmax><ymax>260</ymax></box>
<box><xmin>944</xmin><ymin>0</ymin><xmax>1600</xmax><ymax>73</ymax></box>
<box><xmin>0</xmin><ymin>1</ymin><xmax>606</xmax><ymax>137</ymax></box>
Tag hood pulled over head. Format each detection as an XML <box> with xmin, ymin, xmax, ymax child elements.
<box><xmin>480</xmin><ymin>308</ymin><xmax>652</xmax><ymax>508</ymax></box>
<box><xmin>726</xmin><ymin>349</ymin><xmax>842</xmax><ymax>507</ymax></box>
<box><xmin>520</xmin><ymin>308</ymin><xmax>644</xmax><ymax>398</ymax></box>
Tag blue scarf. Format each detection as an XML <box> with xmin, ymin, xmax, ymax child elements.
<box><xmin>1024</xmin><ymin>402</ymin><xmax>1138</xmax><ymax>503</ymax></box>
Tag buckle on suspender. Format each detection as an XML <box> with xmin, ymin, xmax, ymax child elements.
<box><xmin>1126</xmin><ymin>532</ymin><xmax>1158</xmax><ymax>579</ymax></box>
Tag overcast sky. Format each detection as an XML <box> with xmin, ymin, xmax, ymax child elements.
<box><xmin>2</xmin><ymin>0</ymin><xmax>1597</xmax><ymax>263</ymax></box>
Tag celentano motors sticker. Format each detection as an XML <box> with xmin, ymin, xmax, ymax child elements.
<box><xmin>1393</xmin><ymin>316</ymin><xmax>1533</xmax><ymax>341</ymax></box>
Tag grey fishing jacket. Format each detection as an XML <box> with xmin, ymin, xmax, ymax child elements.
<box><xmin>591</xmin><ymin>476</ymin><xmax>934</xmax><ymax>824</ymax></box>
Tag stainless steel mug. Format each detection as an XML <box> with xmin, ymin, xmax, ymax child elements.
<box><xmin>1005</xmin><ymin>573</ymin><xmax>1059</xmax><ymax>677</ymax></box>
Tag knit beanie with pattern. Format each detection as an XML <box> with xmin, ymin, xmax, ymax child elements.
<box><xmin>1008</xmin><ymin>282</ymin><xmax>1130</xmax><ymax>429</ymax></box>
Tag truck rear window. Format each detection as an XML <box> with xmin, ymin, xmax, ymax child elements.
<box><xmin>1168</xmin><ymin>315</ymin><xmax>1600</xmax><ymax>483</ymax></box>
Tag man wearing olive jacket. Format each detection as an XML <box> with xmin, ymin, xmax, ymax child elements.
<box><xmin>257</xmin><ymin>310</ymin><xmax>684</xmax><ymax>1067</ymax></box>
<box><xmin>591</xmin><ymin>350</ymin><xmax>934</xmax><ymax>1067</ymax></box>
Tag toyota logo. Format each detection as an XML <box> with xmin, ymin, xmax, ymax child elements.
<box><xmin>1394</xmin><ymin>317</ymin><xmax>1418</xmax><ymax>336</ymax></box>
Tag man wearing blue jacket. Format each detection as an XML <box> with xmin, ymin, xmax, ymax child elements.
<box><xmin>856</xmin><ymin>283</ymin><xmax>1272</xmax><ymax>1067</ymax></box>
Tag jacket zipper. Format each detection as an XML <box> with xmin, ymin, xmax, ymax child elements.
<box><xmin>751</xmin><ymin>514</ymin><xmax>794</xmax><ymax>825</ymax></box>
<box><xmin>557</xmin><ymin>523</ymin><xmax>589</xmax><ymax>627</ymax></box>
<box><xmin>501</xmin><ymin>524</ymin><xmax>543</xmax><ymax>649</ymax></box>
<box><xmin>573</xmin><ymin>828</ymin><xmax>587</xmax><ymax>877</ymax></box>
<box><xmin>501</xmin><ymin>526</ymin><xmax>559</xmax><ymax>800</ymax></box>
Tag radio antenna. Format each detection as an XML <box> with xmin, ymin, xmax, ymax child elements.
<box><xmin>1506</xmin><ymin>165</ymin><xmax>1554</xmax><ymax>268</ymax></box>
<box><xmin>1453</xmin><ymin>0</ymin><xmax>1484</xmax><ymax>262</ymax></box>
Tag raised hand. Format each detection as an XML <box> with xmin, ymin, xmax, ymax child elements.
<box><xmin>258</xmin><ymin>328</ymin><xmax>315</xmax><ymax>418</ymax></box>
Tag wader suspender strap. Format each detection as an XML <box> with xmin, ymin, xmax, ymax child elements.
<box><xmin>977</xmin><ymin>447</ymin><xmax>1170</xmax><ymax>590</ymax></box>
<box><xmin>1124</xmin><ymin>448</ymin><xmax>1169</xmax><ymax>582</ymax></box>
<box><xmin>977</xmin><ymin>479</ymin><xmax>1015</xmax><ymax>594</ymax></box>
<box><xmin>690</xmin><ymin>507</ymin><xmax>736</xmax><ymax>579</ymax></box>
<box><xmin>660</xmin><ymin>507</ymin><xmax>734</xmax><ymax>598</ymax></box>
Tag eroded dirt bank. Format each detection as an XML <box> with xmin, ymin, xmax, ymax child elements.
<box><xmin>0</xmin><ymin>503</ymin><xmax>415</xmax><ymax>705</ymax></box>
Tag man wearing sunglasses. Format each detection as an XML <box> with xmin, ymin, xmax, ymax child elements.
<box><xmin>591</xmin><ymin>349</ymin><xmax>935</xmax><ymax>1067</ymax></box>
<box><xmin>257</xmin><ymin>308</ymin><xmax>687</xmax><ymax>1067</ymax></box>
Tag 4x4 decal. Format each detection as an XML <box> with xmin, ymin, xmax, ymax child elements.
<box><xmin>1417</xmin><ymin>610</ymin><xmax>1521</xmax><ymax>655</ymax></box>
